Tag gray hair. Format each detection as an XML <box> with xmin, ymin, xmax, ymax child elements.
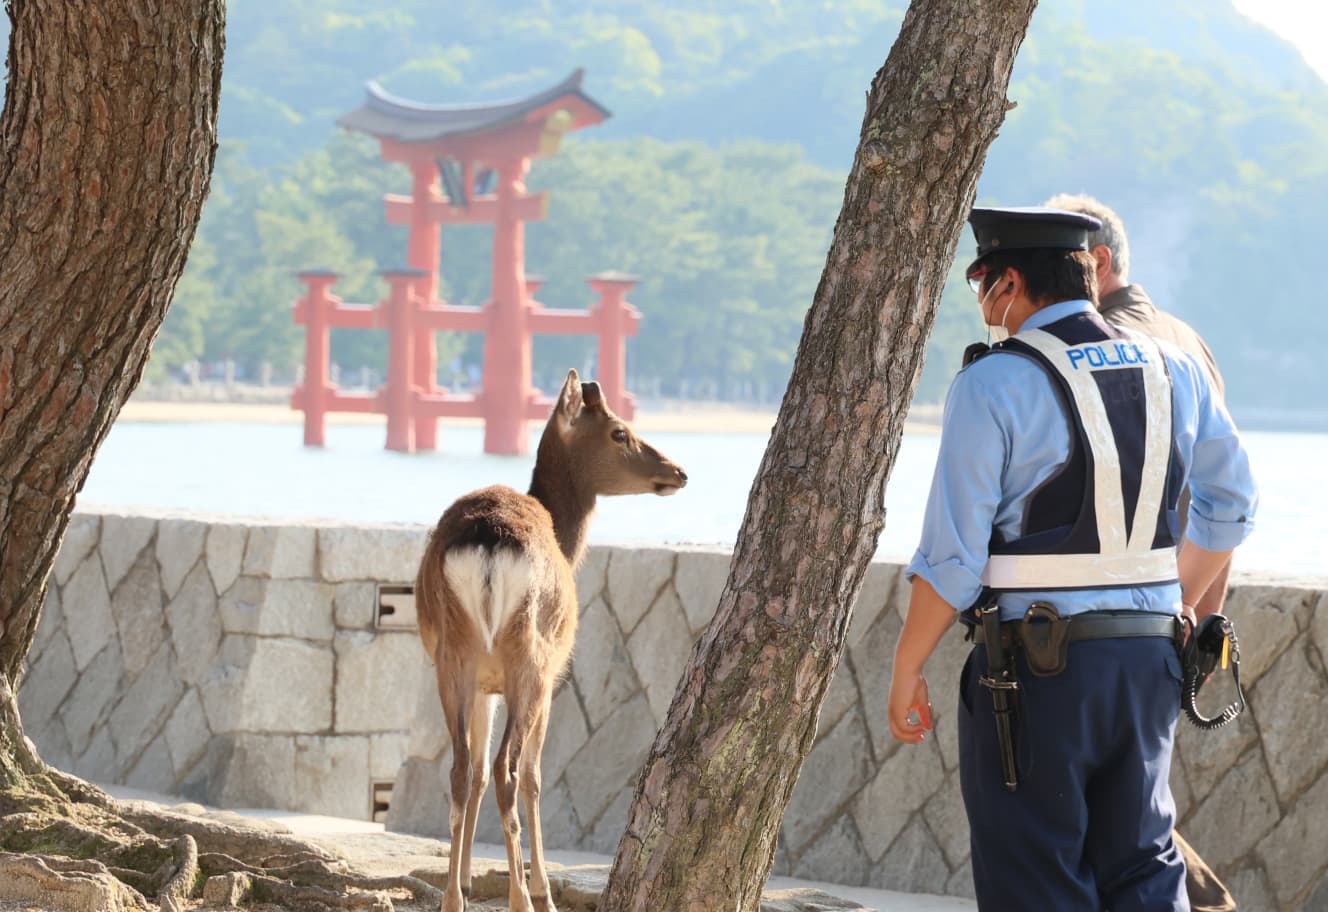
<box><xmin>1044</xmin><ymin>193</ymin><xmax>1130</xmax><ymax>279</ymax></box>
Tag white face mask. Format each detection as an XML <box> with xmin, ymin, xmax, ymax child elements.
<box><xmin>977</xmin><ymin>274</ymin><xmax>1016</xmax><ymax>343</ymax></box>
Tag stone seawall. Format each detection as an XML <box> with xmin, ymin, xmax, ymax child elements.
<box><xmin>387</xmin><ymin>548</ymin><xmax>1328</xmax><ymax>910</ymax></box>
<box><xmin>19</xmin><ymin>507</ymin><xmax>1328</xmax><ymax>909</ymax></box>
<box><xmin>20</xmin><ymin>505</ymin><xmax>430</xmax><ymax>820</ymax></box>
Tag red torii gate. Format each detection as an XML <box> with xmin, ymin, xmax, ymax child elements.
<box><xmin>292</xmin><ymin>70</ymin><xmax>640</xmax><ymax>455</ymax></box>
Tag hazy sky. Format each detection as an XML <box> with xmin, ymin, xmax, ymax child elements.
<box><xmin>1234</xmin><ymin>0</ymin><xmax>1328</xmax><ymax>82</ymax></box>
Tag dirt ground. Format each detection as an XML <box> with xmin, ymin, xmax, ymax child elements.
<box><xmin>117</xmin><ymin>398</ymin><xmax>942</xmax><ymax>435</ymax></box>
<box><xmin>0</xmin><ymin>784</ymin><xmax>978</xmax><ymax>911</ymax></box>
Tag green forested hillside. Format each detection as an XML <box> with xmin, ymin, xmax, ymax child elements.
<box><xmin>4</xmin><ymin>1</ymin><xmax>1322</xmax><ymax>412</ymax></box>
<box><xmin>188</xmin><ymin>0</ymin><xmax>1328</xmax><ymax>170</ymax></box>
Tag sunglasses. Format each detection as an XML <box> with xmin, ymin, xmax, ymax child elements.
<box><xmin>965</xmin><ymin>265</ymin><xmax>1008</xmax><ymax>294</ymax></box>
<box><xmin>966</xmin><ymin>266</ymin><xmax>990</xmax><ymax>294</ymax></box>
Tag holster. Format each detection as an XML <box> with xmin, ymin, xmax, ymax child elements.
<box><xmin>1020</xmin><ymin>601</ymin><xmax>1072</xmax><ymax>677</ymax></box>
<box><xmin>977</xmin><ymin>602</ymin><xmax>1021</xmax><ymax>792</ymax></box>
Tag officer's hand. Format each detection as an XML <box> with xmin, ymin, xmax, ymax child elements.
<box><xmin>888</xmin><ymin>671</ymin><xmax>933</xmax><ymax>744</ymax></box>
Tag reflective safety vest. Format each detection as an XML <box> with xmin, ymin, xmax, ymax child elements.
<box><xmin>979</xmin><ymin>310</ymin><xmax>1184</xmax><ymax>591</ymax></box>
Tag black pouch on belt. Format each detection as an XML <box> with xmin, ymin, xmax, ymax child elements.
<box><xmin>1020</xmin><ymin>601</ymin><xmax>1071</xmax><ymax>677</ymax></box>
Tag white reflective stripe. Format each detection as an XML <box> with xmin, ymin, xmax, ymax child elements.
<box><xmin>1126</xmin><ymin>334</ymin><xmax>1173</xmax><ymax>551</ymax></box>
<box><xmin>1016</xmin><ymin>329</ymin><xmax>1127</xmax><ymax>555</ymax></box>
<box><xmin>981</xmin><ymin>549</ymin><xmax>1179</xmax><ymax>589</ymax></box>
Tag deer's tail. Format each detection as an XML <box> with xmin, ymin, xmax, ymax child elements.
<box><xmin>434</xmin><ymin>543</ymin><xmax>535</xmax><ymax>654</ymax></box>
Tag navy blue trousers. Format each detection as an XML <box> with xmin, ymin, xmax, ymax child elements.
<box><xmin>958</xmin><ymin>638</ymin><xmax>1189</xmax><ymax>912</ymax></box>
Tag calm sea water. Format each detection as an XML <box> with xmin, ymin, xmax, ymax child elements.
<box><xmin>79</xmin><ymin>422</ymin><xmax>1325</xmax><ymax>578</ymax></box>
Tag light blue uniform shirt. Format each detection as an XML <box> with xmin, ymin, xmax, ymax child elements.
<box><xmin>905</xmin><ymin>299</ymin><xmax>1258</xmax><ymax>621</ymax></box>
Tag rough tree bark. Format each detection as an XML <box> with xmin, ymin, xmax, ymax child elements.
<box><xmin>599</xmin><ymin>1</ymin><xmax>1039</xmax><ymax>909</ymax></box>
<box><xmin>0</xmin><ymin>0</ymin><xmax>224</xmax><ymax>903</ymax></box>
<box><xmin>0</xmin><ymin>0</ymin><xmax>224</xmax><ymax>695</ymax></box>
<box><xmin>0</xmin><ymin>7</ymin><xmax>444</xmax><ymax>909</ymax></box>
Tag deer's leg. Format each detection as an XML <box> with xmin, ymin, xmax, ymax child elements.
<box><xmin>439</xmin><ymin>665</ymin><xmax>475</xmax><ymax>912</ymax></box>
<box><xmin>494</xmin><ymin>694</ymin><xmax>534</xmax><ymax>912</ymax></box>
<box><xmin>458</xmin><ymin>692</ymin><xmax>497</xmax><ymax>897</ymax></box>
<box><xmin>520</xmin><ymin>687</ymin><xmax>556</xmax><ymax>912</ymax></box>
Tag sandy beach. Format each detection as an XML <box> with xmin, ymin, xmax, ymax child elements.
<box><xmin>118</xmin><ymin>393</ymin><xmax>942</xmax><ymax>435</ymax></box>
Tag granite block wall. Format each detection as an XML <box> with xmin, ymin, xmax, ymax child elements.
<box><xmin>21</xmin><ymin>506</ymin><xmax>428</xmax><ymax>820</ymax></box>
<box><xmin>386</xmin><ymin>548</ymin><xmax>1328</xmax><ymax>910</ymax></box>
<box><xmin>18</xmin><ymin>506</ymin><xmax>1328</xmax><ymax>908</ymax></box>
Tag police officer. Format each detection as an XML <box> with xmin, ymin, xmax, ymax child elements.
<box><xmin>886</xmin><ymin>207</ymin><xmax>1258</xmax><ymax>911</ymax></box>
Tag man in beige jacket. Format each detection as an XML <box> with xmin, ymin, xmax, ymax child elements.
<box><xmin>1047</xmin><ymin>193</ymin><xmax>1236</xmax><ymax>912</ymax></box>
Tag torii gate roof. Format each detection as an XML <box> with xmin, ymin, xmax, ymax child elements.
<box><xmin>337</xmin><ymin>68</ymin><xmax>610</xmax><ymax>144</ymax></box>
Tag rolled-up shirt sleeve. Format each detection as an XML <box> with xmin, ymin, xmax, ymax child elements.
<box><xmin>1184</xmin><ymin>358</ymin><xmax>1258</xmax><ymax>550</ymax></box>
<box><xmin>905</xmin><ymin>367</ymin><xmax>1008</xmax><ymax>611</ymax></box>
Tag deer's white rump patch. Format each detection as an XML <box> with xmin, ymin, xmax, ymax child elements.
<box><xmin>443</xmin><ymin>545</ymin><xmax>534</xmax><ymax>653</ymax></box>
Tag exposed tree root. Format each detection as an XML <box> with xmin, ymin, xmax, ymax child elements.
<box><xmin>117</xmin><ymin>801</ymin><xmax>340</xmax><ymax>867</ymax></box>
<box><xmin>196</xmin><ymin>850</ymin><xmax>443</xmax><ymax>904</ymax></box>
<box><xmin>158</xmin><ymin>835</ymin><xmax>198</xmax><ymax>912</ymax></box>
<box><xmin>1</xmin><ymin>672</ymin><xmax>450</xmax><ymax>909</ymax></box>
<box><xmin>26</xmin><ymin>854</ymin><xmax>153</xmax><ymax>905</ymax></box>
<box><xmin>13</xmin><ymin>854</ymin><xmax>159</xmax><ymax>902</ymax></box>
<box><xmin>350</xmin><ymin>876</ymin><xmax>444</xmax><ymax>907</ymax></box>
<box><xmin>0</xmin><ymin>851</ymin><xmax>151</xmax><ymax>911</ymax></box>
<box><xmin>0</xmin><ymin>786</ymin><xmax>437</xmax><ymax>909</ymax></box>
<box><xmin>248</xmin><ymin>875</ymin><xmax>395</xmax><ymax>911</ymax></box>
<box><xmin>0</xmin><ymin>780</ymin><xmax>449</xmax><ymax>910</ymax></box>
<box><xmin>198</xmin><ymin>852</ymin><xmax>348</xmax><ymax>880</ymax></box>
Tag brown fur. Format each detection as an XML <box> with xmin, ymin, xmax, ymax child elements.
<box><xmin>414</xmin><ymin>369</ymin><xmax>686</xmax><ymax>912</ymax></box>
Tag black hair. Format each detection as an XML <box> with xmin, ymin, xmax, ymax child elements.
<box><xmin>979</xmin><ymin>248</ymin><xmax>1097</xmax><ymax>307</ymax></box>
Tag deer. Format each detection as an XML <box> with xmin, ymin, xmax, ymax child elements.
<box><xmin>414</xmin><ymin>369</ymin><xmax>688</xmax><ymax>912</ymax></box>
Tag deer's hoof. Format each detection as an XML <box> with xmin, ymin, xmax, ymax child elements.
<box><xmin>532</xmin><ymin>895</ymin><xmax>558</xmax><ymax>912</ymax></box>
<box><xmin>442</xmin><ymin>890</ymin><xmax>466</xmax><ymax>912</ymax></box>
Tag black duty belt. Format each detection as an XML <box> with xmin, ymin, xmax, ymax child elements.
<box><xmin>971</xmin><ymin>603</ymin><xmax>1193</xmax><ymax>795</ymax></box>
<box><xmin>970</xmin><ymin>610</ymin><xmax>1177</xmax><ymax>648</ymax></box>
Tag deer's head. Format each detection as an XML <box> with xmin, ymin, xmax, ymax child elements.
<box><xmin>549</xmin><ymin>369</ymin><xmax>687</xmax><ymax>497</ymax></box>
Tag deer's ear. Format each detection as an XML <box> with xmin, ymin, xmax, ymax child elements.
<box><xmin>555</xmin><ymin>369</ymin><xmax>583</xmax><ymax>429</ymax></box>
<box><xmin>580</xmin><ymin>381</ymin><xmax>605</xmax><ymax>412</ymax></box>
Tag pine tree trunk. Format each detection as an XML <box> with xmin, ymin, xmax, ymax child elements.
<box><xmin>0</xmin><ymin>0</ymin><xmax>225</xmax><ymax>769</ymax></box>
<box><xmin>599</xmin><ymin>1</ymin><xmax>1038</xmax><ymax>909</ymax></box>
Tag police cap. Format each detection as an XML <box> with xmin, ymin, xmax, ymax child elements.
<box><xmin>965</xmin><ymin>206</ymin><xmax>1103</xmax><ymax>276</ymax></box>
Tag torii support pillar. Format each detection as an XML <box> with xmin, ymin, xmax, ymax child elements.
<box><xmin>405</xmin><ymin>162</ymin><xmax>442</xmax><ymax>451</ymax></box>
<box><xmin>295</xmin><ymin>270</ymin><xmax>340</xmax><ymax>447</ymax></box>
<box><xmin>481</xmin><ymin>158</ymin><xmax>536</xmax><ymax>456</ymax></box>
<box><xmin>383</xmin><ymin>268</ymin><xmax>427</xmax><ymax>453</ymax></box>
<box><xmin>293</xmin><ymin>271</ymin><xmax>389</xmax><ymax>447</ymax></box>
<box><xmin>587</xmin><ymin>273</ymin><xmax>642</xmax><ymax>419</ymax></box>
